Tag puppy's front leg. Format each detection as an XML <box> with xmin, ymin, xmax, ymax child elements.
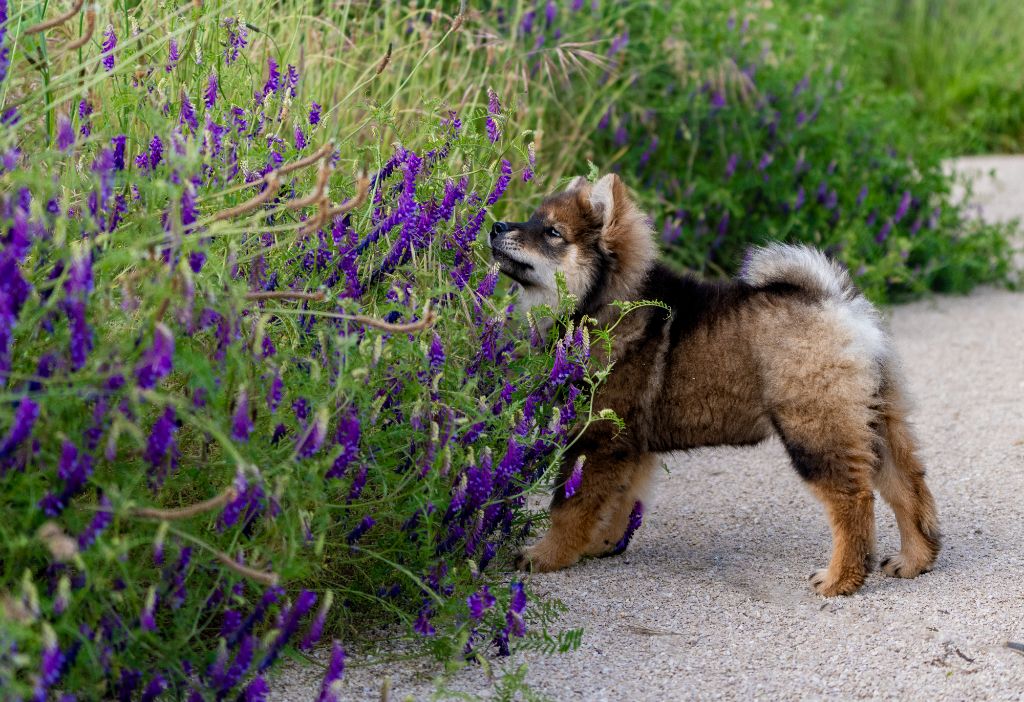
<box><xmin>516</xmin><ymin>451</ymin><xmax>644</xmax><ymax>572</ymax></box>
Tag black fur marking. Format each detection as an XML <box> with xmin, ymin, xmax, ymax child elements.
<box><xmin>773</xmin><ymin>418</ymin><xmax>829</xmax><ymax>481</ymax></box>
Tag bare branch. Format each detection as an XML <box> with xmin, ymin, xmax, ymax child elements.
<box><xmin>24</xmin><ymin>0</ymin><xmax>84</xmax><ymax>35</ymax></box>
<box><xmin>245</xmin><ymin>290</ymin><xmax>325</xmax><ymax>302</ymax></box>
<box><xmin>286</xmin><ymin>160</ymin><xmax>332</xmax><ymax>210</ymax></box>
<box><xmin>278</xmin><ymin>142</ymin><xmax>335</xmax><ymax>177</ymax></box>
<box><xmin>211</xmin><ymin>173</ymin><xmax>281</xmax><ymax>222</ymax></box>
<box><xmin>341</xmin><ymin>303</ymin><xmax>437</xmax><ymax>333</ymax></box>
<box><xmin>214</xmin><ymin>552</ymin><xmax>280</xmax><ymax>586</ymax></box>
<box><xmin>60</xmin><ymin>7</ymin><xmax>95</xmax><ymax>51</ymax></box>
<box><xmin>131</xmin><ymin>487</ymin><xmax>237</xmax><ymax>521</ymax></box>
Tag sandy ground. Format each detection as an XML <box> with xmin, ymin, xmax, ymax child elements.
<box><xmin>273</xmin><ymin>160</ymin><xmax>1024</xmax><ymax>701</ymax></box>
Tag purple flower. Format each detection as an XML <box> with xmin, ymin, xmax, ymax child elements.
<box><xmin>486</xmin><ymin>159</ymin><xmax>512</xmax><ymax>206</ymax></box>
<box><xmin>40</xmin><ymin>625</ymin><xmax>64</xmax><ymax>686</ymax></box>
<box><xmin>63</xmin><ymin>254</ymin><xmax>94</xmax><ymax>370</ymax></box>
<box><xmin>267</xmin><ymin>372</ymin><xmax>283</xmax><ymax>413</ymax></box>
<box><xmin>180</xmin><ymin>90</ymin><xmax>198</xmax><ymax>134</ymax></box>
<box><xmin>262</xmin><ymin>57</ymin><xmax>280</xmax><ymax>97</ymax></box>
<box><xmin>140</xmin><ymin>586</ymin><xmax>158</xmax><ymax>631</ymax></box>
<box><xmin>520</xmin><ymin>9</ymin><xmax>535</xmax><ymax>35</ymax></box>
<box><xmin>505</xmin><ymin>582</ymin><xmax>527</xmax><ymax>636</ymax></box>
<box><xmin>876</xmin><ymin>219</ymin><xmax>893</xmax><ymax>244</ymax></box>
<box><xmin>609</xmin><ymin>31</ymin><xmax>629</xmax><ymax>57</ymax></box>
<box><xmin>144</xmin><ymin>407</ymin><xmax>179</xmax><ymax>487</ymax></box>
<box><xmin>794</xmin><ymin>186</ymin><xmax>806</xmax><ymax>211</ymax></box>
<box><xmin>147</xmin><ymin>134</ymin><xmax>164</xmax><ymax>170</ymax></box>
<box><xmin>317</xmin><ymin>642</ymin><xmax>346</xmax><ymax>702</ymax></box>
<box><xmin>221</xmin><ymin>467</ymin><xmax>266</xmax><ymax>530</ymax></box>
<box><xmin>428</xmin><ymin>332</ymin><xmax>445</xmax><ymax>374</ymax></box>
<box><xmin>856</xmin><ymin>185</ymin><xmax>869</xmax><ymax>208</ymax></box>
<box><xmin>724</xmin><ymin>153</ymin><xmax>738</xmax><ymax>178</ymax></box>
<box><xmin>223</xmin><ymin>17</ymin><xmax>248</xmax><ymax>64</ymax></box>
<box><xmin>894</xmin><ymin>190</ymin><xmax>912</xmax><ymax>223</ymax></box>
<box><xmin>241</xmin><ymin>676</ymin><xmax>269</xmax><ymax>702</ymax></box>
<box><xmin>414</xmin><ymin>604</ymin><xmax>436</xmax><ymax>636</ymax></box>
<box><xmin>232</xmin><ymin>387</ymin><xmax>252</xmax><ymax>441</ymax></box>
<box><xmin>485</xmin><ymin>88</ymin><xmax>501</xmax><ymax>143</ymax></box>
<box><xmin>57</xmin><ymin>114</ymin><xmax>75</xmax><ymax>150</ymax></box>
<box><xmin>467</xmin><ymin>586</ymin><xmax>496</xmax><ymax>619</ymax></box>
<box><xmin>300</xmin><ymin>591</ymin><xmax>333</xmax><ymax>651</ymax></box>
<box><xmin>166</xmin><ymin>39</ymin><xmax>180</xmax><ymax>72</ymax></box>
<box><xmin>135</xmin><ymin>323</ymin><xmax>174</xmax><ymax>389</ymax></box>
<box><xmin>204</xmin><ymin>73</ymin><xmax>218</xmax><ymax>109</ymax></box>
<box><xmin>346</xmin><ymin>464</ymin><xmax>368</xmax><ymax>502</ymax></box>
<box><xmin>111</xmin><ymin>135</ymin><xmax>126</xmax><ymax>170</ymax></box>
<box><xmin>309</xmin><ymin>102</ymin><xmax>322</xmax><ymax>126</ymax></box>
<box><xmin>296</xmin><ymin>408</ymin><xmax>327</xmax><ymax>458</ymax></box>
<box><xmin>0</xmin><ymin>397</ymin><xmax>39</xmax><ymax>458</ymax></box>
<box><xmin>611</xmin><ymin>500</ymin><xmax>644</xmax><ymax>554</ymax></box>
<box><xmin>101</xmin><ymin>25</ymin><xmax>116</xmax><ymax>72</ymax></box>
<box><xmin>564</xmin><ymin>456</ymin><xmax>584</xmax><ymax>498</ymax></box>
<box><xmin>346</xmin><ymin>515</ymin><xmax>375</xmax><ymax>546</ymax></box>
<box><xmin>77</xmin><ymin>493</ymin><xmax>112</xmax><ymax>549</ymax></box>
<box><xmin>286</xmin><ymin>64</ymin><xmax>299</xmax><ymax>98</ymax></box>
<box><xmin>710</xmin><ymin>91</ymin><xmax>726</xmax><ymax>109</ymax></box>
<box><xmin>294</xmin><ymin>126</ymin><xmax>307</xmax><ymax>150</ymax></box>
<box><xmin>258</xmin><ymin>590</ymin><xmax>317</xmax><ymax>672</ymax></box>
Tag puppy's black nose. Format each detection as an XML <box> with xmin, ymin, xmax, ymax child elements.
<box><xmin>491</xmin><ymin>221</ymin><xmax>510</xmax><ymax>237</ymax></box>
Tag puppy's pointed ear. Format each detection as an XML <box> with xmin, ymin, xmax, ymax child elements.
<box><xmin>589</xmin><ymin>173</ymin><xmax>625</xmax><ymax>228</ymax></box>
<box><xmin>564</xmin><ymin>175</ymin><xmax>589</xmax><ymax>193</ymax></box>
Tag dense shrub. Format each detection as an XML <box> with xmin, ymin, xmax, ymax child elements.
<box><xmin>0</xmin><ymin>3</ymin><xmax>594</xmax><ymax>698</ymax></box>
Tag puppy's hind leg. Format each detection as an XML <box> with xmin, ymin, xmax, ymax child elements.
<box><xmin>873</xmin><ymin>375</ymin><xmax>941</xmax><ymax>578</ymax></box>
<box><xmin>774</xmin><ymin>411</ymin><xmax>878</xmax><ymax>597</ymax></box>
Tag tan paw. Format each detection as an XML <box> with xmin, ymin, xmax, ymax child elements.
<box><xmin>880</xmin><ymin>553</ymin><xmax>932</xmax><ymax>579</ymax></box>
<box><xmin>514</xmin><ymin>541</ymin><xmax>577</xmax><ymax>573</ymax></box>
<box><xmin>809</xmin><ymin>567</ymin><xmax>865</xmax><ymax>597</ymax></box>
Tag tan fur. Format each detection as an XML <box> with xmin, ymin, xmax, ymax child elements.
<box><xmin>492</xmin><ymin>175</ymin><xmax>940</xmax><ymax>596</ymax></box>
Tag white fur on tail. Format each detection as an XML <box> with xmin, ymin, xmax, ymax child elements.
<box><xmin>741</xmin><ymin>244</ymin><xmax>890</xmax><ymax>364</ymax></box>
<box><xmin>739</xmin><ymin>243</ymin><xmax>854</xmax><ymax>299</ymax></box>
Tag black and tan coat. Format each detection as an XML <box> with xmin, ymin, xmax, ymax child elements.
<box><xmin>489</xmin><ymin>174</ymin><xmax>940</xmax><ymax>596</ymax></box>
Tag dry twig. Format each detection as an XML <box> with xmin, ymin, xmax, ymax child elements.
<box><xmin>24</xmin><ymin>0</ymin><xmax>84</xmax><ymax>34</ymax></box>
<box><xmin>131</xmin><ymin>487</ymin><xmax>237</xmax><ymax>521</ymax></box>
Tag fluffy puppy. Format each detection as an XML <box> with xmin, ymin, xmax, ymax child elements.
<box><xmin>489</xmin><ymin>174</ymin><xmax>940</xmax><ymax>596</ymax></box>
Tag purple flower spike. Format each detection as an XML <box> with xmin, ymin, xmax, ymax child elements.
<box><xmin>485</xmin><ymin>88</ymin><xmax>501</xmax><ymax>143</ymax></box>
<box><xmin>77</xmin><ymin>493</ymin><xmax>113</xmax><ymax>549</ymax></box>
<box><xmin>135</xmin><ymin>323</ymin><xmax>174</xmax><ymax>389</ymax></box>
<box><xmin>140</xmin><ymin>586</ymin><xmax>158</xmax><ymax>631</ymax></box>
<box><xmin>505</xmin><ymin>582</ymin><xmax>527</xmax><ymax>636</ymax></box>
<box><xmin>894</xmin><ymin>190</ymin><xmax>912</xmax><ymax>223</ymax></box>
<box><xmin>467</xmin><ymin>586</ymin><xmax>496</xmax><ymax>619</ymax></box>
<box><xmin>428</xmin><ymin>333</ymin><xmax>445</xmax><ymax>374</ymax></box>
<box><xmin>309</xmin><ymin>101</ymin><xmax>322</xmax><ymax>126</ymax></box>
<box><xmin>258</xmin><ymin>590</ymin><xmax>317</xmax><ymax>672</ymax></box>
<box><xmin>414</xmin><ymin>604</ymin><xmax>436</xmax><ymax>636</ymax></box>
<box><xmin>486</xmin><ymin>159</ymin><xmax>512</xmax><ymax>206</ymax></box>
<box><xmin>241</xmin><ymin>676</ymin><xmax>269</xmax><ymax>702</ymax></box>
<box><xmin>231</xmin><ymin>387</ymin><xmax>252</xmax><ymax>442</ymax></box>
<box><xmin>0</xmin><ymin>397</ymin><xmax>39</xmax><ymax>458</ymax></box>
<box><xmin>300</xmin><ymin>591</ymin><xmax>333</xmax><ymax>651</ymax></box>
<box><xmin>346</xmin><ymin>515</ymin><xmax>375</xmax><ymax>546</ymax></box>
<box><xmin>101</xmin><ymin>25</ymin><xmax>117</xmax><ymax>72</ymax></box>
<box><xmin>166</xmin><ymin>39</ymin><xmax>180</xmax><ymax>72</ymax></box>
<box><xmin>317</xmin><ymin>642</ymin><xmax>346</xmax><ymax>702</ymax></box>
<box><xmin>262</xmin><ymin>57</ymin><xmax>280</xmax><ymax>98</ymax></box>
<box><xmin>564</xmin><ymin>456</ymin><xmax>584</xmax><ymax>498</ymax></box>
<box><xmin>611</xmin><ymin>500</ymin><xmax>644</xmax><ymax>555</ymax></box>
<box><xmin>204</xmin><ymin>73</ymin><xmax>218</xmax><ymax>109</ymax></box>
<box><xmin>180</xmin><ymin>90</ymin><xmax>198</xmax><ymax>134</ymax></box>
<box><xmin>296</xmin><ymin>408</ymin><xmax>327</xmax><ymax>458</ymax></box>
<box><xmin>40</xmin><ymin>625</ymin><xmax>64</xmax><ymax>686</ymax></box>
<box><xmin>57</xmin><ymin>114</ymin><xmax>75</xmax><ymax>150</ymax></box>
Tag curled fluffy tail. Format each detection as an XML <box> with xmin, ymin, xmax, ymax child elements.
<box><xmin>739</xmin><ymin>243</ymin><xmax>856</xmax><ymax>300</ymax></box>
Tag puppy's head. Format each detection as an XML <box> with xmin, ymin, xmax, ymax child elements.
<box><xmin>489</xmin><ymin>174</ymin><xmax>655</xmax><ymax>314</ymax></box>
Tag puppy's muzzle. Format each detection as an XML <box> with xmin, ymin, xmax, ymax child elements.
<box><xmin>489</xmin><ymin>221</ymin><xmax>510</xmax><ymax>246</ymax></box>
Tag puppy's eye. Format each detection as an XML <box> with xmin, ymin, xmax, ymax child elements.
<box><xmin>545</xmin><ymin>226</ymin><xmax>563</xmax><ymax>239</ymax></box>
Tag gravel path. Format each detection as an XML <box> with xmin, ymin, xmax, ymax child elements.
<box><xmin>273</xmin><ymin>160</ymin><xmax>1024</xmax><ymax>701</ymax></box>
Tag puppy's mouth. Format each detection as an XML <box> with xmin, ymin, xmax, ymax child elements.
<box><xmin>490</xmin><ymin>246</ymin><xmax>535</xmax><ymax>286</ymax></box>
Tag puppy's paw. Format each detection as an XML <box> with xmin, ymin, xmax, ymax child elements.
<box><xmin>514</xmin><ymin>542</ymin><xmax>575</xmax><ymax>573</ymax></box>
<box><xmin>880</xmin><ymin>553</ymin><xmax>932</xmax><ymax>579</ymax></box>
<box><xmin>809</xmin><ymin>567</ymin><xmax>864</xmax><ymax>597</ymax></box>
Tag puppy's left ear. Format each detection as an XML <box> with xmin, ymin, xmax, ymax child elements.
<box><xmin>589</xmin><ymin>173</ymin><xmax>627</xmax><ymax>229</ymax></box>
